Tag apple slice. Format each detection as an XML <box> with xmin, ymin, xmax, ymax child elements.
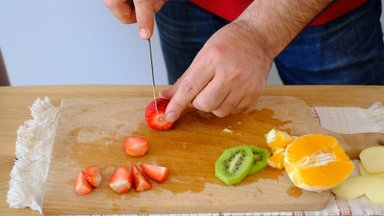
<box><xmin>359</xmin><ymin>146</ymin><xmax>384</xmax><ymax>173</ymax></box>
<box><xmin>332</xmin><ymin>176</ymin><xmax>367</xmax><ymax>200</ymax></box>
<box><xmin>359</xmin><ymin>162</ymin><xmax>384</xmax><ymax>178</ymax></box>
<box><xmin>332</xmin><ymin>176</ymin><xmax>384</xmax><ymax>205</ymax></box>
<box><xmin>366</xmin><ymin>188</ymin><xmax>384</xmax><ymax>205</ymax></box>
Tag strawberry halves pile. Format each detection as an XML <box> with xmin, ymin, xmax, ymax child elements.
<box><xmin>109</xmin><ymin>163</ymin><xmax>170</xmax><ymax>194</ymax></box>
<box><xmin>74</xmin><ymin>136</ymin><xmax>170</xmax><ymax>195</ymax></box>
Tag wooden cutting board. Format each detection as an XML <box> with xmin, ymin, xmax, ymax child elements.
<box><xmin>43</xmin><ymin>96</ymin><xmax>378</xmax><ymax>215</ymax></box>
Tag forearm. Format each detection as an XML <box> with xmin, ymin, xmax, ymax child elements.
<box><xmin>235</xmin><ymin>0</ymin><xmax>333</xmax><ymax>58</ymax></box>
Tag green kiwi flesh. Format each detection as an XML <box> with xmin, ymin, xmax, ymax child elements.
<box><xmin>215</xmin><ymin>145</ymin><xmax>254</xmax><ymax>185</ymax></box>
<box><xmin>247</xmin><ymin>145</ymin><xmax>270</xmax><ymax>175</ymax></box>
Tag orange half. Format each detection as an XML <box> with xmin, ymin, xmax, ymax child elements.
<box><xmin>284</xmin><ymin>134</ymin><xmax>354</xmax><ymax>191</ymax></box>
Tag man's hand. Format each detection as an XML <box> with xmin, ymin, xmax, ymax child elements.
<box><xmin>160</xmin><ymin>21</ymin><xmax>272</xmax><ymax>122</ymax></box>
<box><xmin>160</xmin><ymin>0</ymin><xmax>332</xmax><ymax>122</ymax></box>
<box><xmin>104</xmin><ymin>0</ymin><xmax>167</xmax><ymax>39</ymax></box>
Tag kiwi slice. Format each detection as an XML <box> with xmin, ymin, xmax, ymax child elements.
<box><xmin>247</xmin><ymin>145</ymin><xmax>270</xmax><ymax>175</ymax></box>
<box><xmin>215</xmin><ymin>145</ymin><xmax>254</xmax><ymax>185</ymax></box>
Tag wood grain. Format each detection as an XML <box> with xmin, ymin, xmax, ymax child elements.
<box><xmin>43</xmin><ymin>96</ymin><xmax>333</xmax><ymax>215</ymax></box>
<box><xmin>1</xmin><ymin>85</ymin><xmax>383</xmax><ymax>216</ymax></box>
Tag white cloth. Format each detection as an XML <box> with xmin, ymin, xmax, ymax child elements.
<box><xmin>310</xmin><ymin>102</ymin><xmax>384</xmax><ymax>134</ymax></box>
<box><xmin>6</xmin><ymin>97</ymin><xmax>58</xmax><ymax>214</ymax></box>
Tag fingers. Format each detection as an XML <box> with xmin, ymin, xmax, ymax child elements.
<box><xmin>231</xmin><ymin>97</ymin><xmax>254</xmax><ymax>114</ymax></box>
<box><xmin>192</xmin><ymin>75</ymin><xmax>229</xmax><ymax>112</ymax></box>
<box><xmin>159</xmin><ymin>78</ymin><xmax>181</xmax><ymax>99</ymax></box>
<box><xmin>159</xmin><ymin>87</ymin><xmax>175</xmax><ymax>100</ymax></box>
<box><xmin>104</xmin><ymin>0</ymin><xmax>137</xmax><ymax>24</ymax></box>
<box><xmin>133</xmin><ymin>0</ymin><xmax>154</xmax><ymax>39</ymax></box>
<box><xmin>105</xmin><ymin>0</ymin><xmax>166</xmax><ymax>39</ymax></box>
<box><xmin>164</xmin><ymin>63</ymin><xmax>215</xmax><ymax>123</ymax></box>
<box><xmin>212</xmin><ymin>92</ymin><xmax>243</xmax><ymax>118</ymax></box>
<box><xmin>230</xmin><ymin>82</ymin><xmax>264</xmax><ymax>115</ymax></box>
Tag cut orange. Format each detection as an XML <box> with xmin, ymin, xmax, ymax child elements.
<box><xmin>267</xmin><ymin>148</ymin><xmax>285</xmax><ymax>169</ymax></box>
<box><xmin>284</xmin><ymin>134</ymin><xmax>354</xmax><ymax>191</ymax></box>
<box><xmin>265</xmin><ymin>129</ymin><xmax>293</xmax><ymax>153</ymax></box>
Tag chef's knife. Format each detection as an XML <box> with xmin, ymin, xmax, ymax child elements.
<box><xmin>148</xmin><ymin>39</ymin><xmax>159</xmax><ymax>118</ymax></box>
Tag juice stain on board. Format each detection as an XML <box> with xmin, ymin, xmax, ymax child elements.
<box><xmin>131</xmin><ymin>108</ymin><xmax>287</xmax><ymax>193</ymax></box>
<box><xmin>68</xmin><ymin>108</ymin><xmax>288</xmax><ymax>195</ymax></box>
<box><xmin>286</xmin><ymin>186</ymin><xmax>303</xmax><ymax>198</ymax></box>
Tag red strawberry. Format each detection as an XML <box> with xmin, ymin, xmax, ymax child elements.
<box><xmin>124</xmin><ymin>136</ymin><xmax>149</xmax><ymax>157</ymax></box>
<box><xmin>85</xmin><ymin>165</ymin><xmax>102</xmax><ymax>187</ymax></box>
<box><xmin>109</xmin><ymin>167</ymin><xmax>133</xmax><ymax>194</ymax></box>
<box><xmin>140</xmin><ymin>163</ymin><xmax>170</xmax><ymax>183</ymax></box>
<box><xmin>145</xmin><ymin>98</ymin><xmax>175</xmax><ymax>130</ymax></box>
<box><xmin>74</xmin><ymin>171</ymin><xmax>94</xmax><ymax>195</ymax></box>
<box><xmin>131</xmin><ymin>164</ymin><xmax>152</xmax><ymax>191</ymax></box>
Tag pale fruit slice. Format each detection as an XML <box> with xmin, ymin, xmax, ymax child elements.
<box><xmin>265</xmin><ymin>129</ymin><xmax>293</xmax><ymax>153</ymax></box>
<box><xmin>359</xmin><ymin>162</ymin><xmax>384</xmax><ymax>178</ymax></box>
<box><xmin>359</xmin><ymin>146</ymin><xmax>384</xmax><ymax>173</ymax></box>
<box><xmin>332</xmin><ymin>176</ymin><xmax>384</xmax><ymax>205</ymax></box>
<box><xmin>366</xmin><ymin>186</ymin><xmax>384</xmax><ymax>205</ymax></box>
<box><xmin>332</xmin><ymin>176</ymin><xmax>367</xmax><ymax>200</ymax></box>
<box><xmin>284</xmin><ymin>134</ymin><xmax>354</xmax><ymax>191</ymax></box>
<box><xmin>267</xmin><ymin>148</ymin><xmax>285</xmax><ymax>169</ymax></box>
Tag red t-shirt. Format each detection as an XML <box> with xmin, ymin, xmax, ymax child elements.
<box><xmin>190</xmin><ymin>0</ymin><xmax>367</xmax><ymax>26</ymax></box>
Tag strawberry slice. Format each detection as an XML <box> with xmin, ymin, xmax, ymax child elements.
<box><xmin>74</xmin><ymin>171</ymin><xmax>94</xmax><ymax>195</ymax></box>
<box><xmin>109</xmin><ymin>167</ymin><xmax>133</xmax><ymax>194</ymax></box>
<box><xmin>145</xmin><ymin>98</ymin><xmax>175</xmax><ymax>130</ymax></box>
<box><xmin>124</xmin><ymin>136</ymin><xmax>149</xmax><ymax>157</ymax></box>
<box><xmin>85</xmin><ymin>165</ymin><xmax>102</xmax><ymax>187</ymax></box>
<box><xmin>140</xmin><ymin>163</ymin><xmax>170</xmax><ymax>183</ymax></box>
<box><xmin>131</xmin><ymin>164</ymin><xmax>152</xmax><ymax>191</ymax></box>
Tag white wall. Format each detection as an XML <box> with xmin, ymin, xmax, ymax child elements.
<box><xmin>1</xmin><ymin>1</ymin><xmax>383</xmax><ymax>86</ymax></box>
<box><xmin>0</xmin><ymin>0</ymin><xmax>168</xmax><ymax>85</ymax></box>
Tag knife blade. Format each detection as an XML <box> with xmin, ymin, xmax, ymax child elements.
<box><xmin>148</xmin><ymin>39</ymin><xmax>159</xmax><ymax>118</ymax></box>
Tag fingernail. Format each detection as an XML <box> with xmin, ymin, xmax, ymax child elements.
<box><xmin>154</xmin><ymin>1</ymin><xmax>165</xmax><ymax>11</ymax></box>
<box><xmin>165</xmin><ymin>111</ymin><xmax>177</xmax><ymax>122</ymax></box>
<box><xmin>139</xmin><ymin>28</ymin><xmax>149</xmax><ymax>39</ymax></box>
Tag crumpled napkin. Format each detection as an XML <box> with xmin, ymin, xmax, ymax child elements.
<box><xmin>310</xmin><ymin>102</ymin><xmax>384</xmax><ymax>134</ymax></box>
<box><xmin>6</xmin><ymin>97</ymin><xmax>58</xmax><ymax>213</ymax></box>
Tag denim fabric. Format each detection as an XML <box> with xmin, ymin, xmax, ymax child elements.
<box><xmin>155</xmin><ymin>0</ymin><xmax>384</xmax><ymax>85</ymax></box>
<box><xmin>275</xmin><ymin>0</ymin><xmax>384</xmax><ymax>84</ymax></box>
<box><xmin>155</xmin><ymin>1</ymin><xmax>229</xmax><ymax>84</ymax></box>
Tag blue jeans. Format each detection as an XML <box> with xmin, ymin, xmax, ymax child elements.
<box><xmin>155</xmin><ymin>0</ymin><xmax>384</xmax><ymax>85</ymax></box>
